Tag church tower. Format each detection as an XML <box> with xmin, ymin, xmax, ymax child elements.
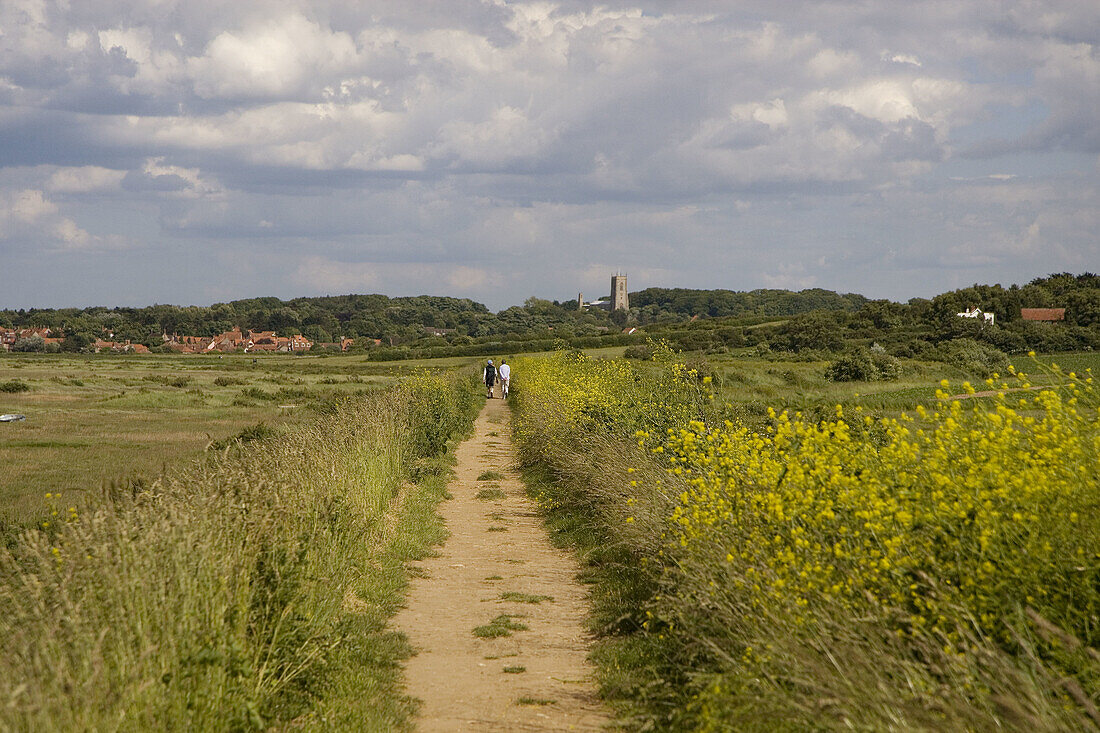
<box><xmin>611</xmin><ymin>274</ymin><xmax>628</xmax><ymax>311</ymax></box>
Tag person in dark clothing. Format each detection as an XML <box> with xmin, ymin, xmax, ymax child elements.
<box><xmin>483</xmin><ymin>359</ymin><xmax>496</xmax><ymax>398</ymax></box>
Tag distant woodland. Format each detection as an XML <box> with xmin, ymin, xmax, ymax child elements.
<box><xmin>1</xmin><ymin>273</ymin><xmax>1097</xmax><ymax>360</ymax></box>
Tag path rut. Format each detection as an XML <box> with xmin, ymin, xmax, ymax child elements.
<box><xmin>394</xmin><ymin>397</ymin><xmax>609</xmax><ymax>731</ymax></box>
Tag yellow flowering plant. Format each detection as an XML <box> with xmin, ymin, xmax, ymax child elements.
<box><xmin>513</xmin><ymin>351</ymin><xmax>1100</xmax><ymax>729</ymax></box>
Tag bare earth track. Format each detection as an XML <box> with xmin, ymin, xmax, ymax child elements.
<box><xmin>394</xmin><ymin>396</ymin><xmax>610</xmax><ymax>731</ymax></box>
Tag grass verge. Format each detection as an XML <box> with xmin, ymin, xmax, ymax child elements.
<box><xmin>0</xmin><ymin>372</ymin><xmax>479</xmax><ymax>730</ymax></box>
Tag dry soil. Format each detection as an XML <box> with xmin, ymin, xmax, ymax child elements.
<box><xmin>394</xmin><ymin>395</ymin><xmax>610</xmax><ymax>731</ymax></box>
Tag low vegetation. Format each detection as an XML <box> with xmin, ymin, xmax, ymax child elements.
<box><xmin>473</xmin><ymin>615</ymin><xmax>529</xmax><ymax>639</ymax></box>
<box><xmin>499</xmin><ymin>592</ymin><xmax>553</xmax><ymax>604</ymax></box>
<box><xmin>0</xmin><ymin>371</ymin><xmax>479</xmax><ymax>730</ymax></box>
<box><xmin>0</xmin><ymin>352</ymin><xmax>458</xmax><ymax>526</ymax></box>
<box><xmin>513</xmin><ymin>349</ymin><xmax>1100</xmax><ymax>730</ymax></box>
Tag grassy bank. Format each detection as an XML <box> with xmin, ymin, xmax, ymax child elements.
<box><xmin>512</xmin><ymin>351</ymin><xmax>1100</xmax><ymax>731</ymax></box>
<box><xmin>0</xmin><ymin>371</ymin><xmax>479</xmax><ymax>730</ymax></box>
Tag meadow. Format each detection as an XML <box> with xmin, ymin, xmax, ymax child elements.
<box><xmin>512</xmin><ymin>347</ymin><xmax>1100</xmax><ymax>731</ymax></box>
<box><xmin>0</xmin><ymin>352</ymin><xmax>479</xmax><ymax>527</ymax></box>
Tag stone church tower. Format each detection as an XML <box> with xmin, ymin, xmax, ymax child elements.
<box><xmin>611</xmin><ymin>274</ymin><xmax>628</xmax><ymax>311</ymax></box>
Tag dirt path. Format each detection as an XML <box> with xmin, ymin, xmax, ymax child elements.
<box><xmin>393</xmin><ymin>397</ymin><xmax>610</xmax><ymax>731</ymax></box>
<box><xmin>948</xmin><ymin>385</ymin><xmax>1048</xmax><ymax>400</ymax></box>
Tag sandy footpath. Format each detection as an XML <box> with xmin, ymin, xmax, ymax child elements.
<box><xmin>393</xmin><ymin>396</ymin><xmax>609</xmax><ymax>731</ymax></box>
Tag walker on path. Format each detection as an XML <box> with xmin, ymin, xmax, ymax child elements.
<box><xmin>498</xmin><ymin>359</ymin><xmax>511</xmax><ymax>399</ymax></box>
<box><xmin>483</xmin><ymin>359</ymin><xmax>497</xmax><ymax>399</ymax></box>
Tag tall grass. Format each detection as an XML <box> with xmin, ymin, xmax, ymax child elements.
<box><xmin>0</xmin><ymin>373</ymin><xmax>478</xmax><ymax>730</ymax></box>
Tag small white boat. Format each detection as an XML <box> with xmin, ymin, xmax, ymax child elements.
<box><xmin>0</xmin><ymin>414</ymin><xmax>26</xmax><ymax>422</ymax></box>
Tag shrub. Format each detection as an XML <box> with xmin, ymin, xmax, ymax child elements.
<box><xmin>143</xmin><ymin>374</ymin><xmax>193</xmax><ymax>388</ymax></box>
<box><xmin>679</xmin><ymin>354</ymin><xmax>722</xmax><ymax>385</ymax></box>
<box><xmin>623</xmin><ymin>344</ymin><xmax>654</xmax><ymax>360</ymax></box>
<box><xmin>934</xmin><ymin>338</ymin><xmax>1009</xmax><ymax>376</ymax></box>
<box><xmin>11</xmin><ymin>336</ymin><xmax>44</xmax><ymax>353</ymax></box>
<box><xmin>240</xmin><ymin>386</ymin><xmax>277</xmax><ymax>401</ymax></box>
<box><xmin>824</xmin><ymin>349</ymin><xmax>900</xmax><ymax>382</ymax></box>
<box><xmin>824</xmin><ymin>351</ymin><xmax>877</xmax><ymax>381</ymax></box>
<box><xmin>0</xmin><ymin>380</ymin><xmax>30</xmax><ymax>393</ymax></box>
<box><xmin>869</xmin><ymin>350</ymin><xmax>901</xmax><ymax>380</ymax></box>
<box><xmin>206</xmin><ymin>422</ymin><xmax>278</xmax><ymax>451</ymax></box>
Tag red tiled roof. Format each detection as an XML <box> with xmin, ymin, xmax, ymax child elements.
<box><xmin>1021</xmin><ymin>308</ymin><xmax>1066</xmax><ymax>321</ymax></box>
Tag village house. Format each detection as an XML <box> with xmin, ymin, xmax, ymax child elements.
<box><xmin>163</xmin><ymin>328</ymin><xmax>312</xmax><ymax>353</ymax></box>
<box><xmin>209</xmin><ymin>327</ymin><xmax>247</xmax><ymax>352</ymax></box>
<box><xmin>92</xmin><ymin>339</ymin><xmax>150</xmax><ymax>354</ymax></box>
<box><xmin>311</xmin><ymin>337</ymin><xmax>362</xmax><ymax>352</ymax></box>
<box><xmin>282</xmin><ymin>334</ymin><xmax>312</xmax><ymax>352</ymax></box>
<box><xmin>248</xmin><ymin>331</ymin><xmax>279</xmax><ymax>351</ymax></box>
<box><xmin>956</xmin><ymin>306</ymin><xmax>995</xmax><ymax>325</ymax></box>
<box><xmin>1021</xmin><ymin>308</ymin><xmax>1066</xmax><ymax>322</ymax></box>
<box><xmin>1</xmin><ymin>327</ymin><xmax>63</xmax><ymax>351</ymax></box>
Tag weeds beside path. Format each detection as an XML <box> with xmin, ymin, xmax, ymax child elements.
<box><xmin>394</xmin><ymin>397</ymin><xmax>609</xmax><ymax>731</ymax></box>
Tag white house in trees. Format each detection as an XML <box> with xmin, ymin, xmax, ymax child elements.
<box><xmin>957</xmin><ymin>306</ymin><xmax>995</xmax><ymax>325</ymax></box>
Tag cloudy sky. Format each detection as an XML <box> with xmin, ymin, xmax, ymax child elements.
<box><xmin>1</xmin><ymin>1</ymin><xmax>1097</xmax><ymax>310</ymax></box>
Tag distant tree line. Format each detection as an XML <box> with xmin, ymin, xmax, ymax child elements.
<box><xmin>629</xmin><ymin>287</ymin><xmax>868</xmax><ymax>322</ymax></box>
<box><xmin>2</xmin><ymin>274</ymin><xmax>1095</xmax><ymax>360</ymax></box>
<box><xmin>0</xmin><ymin>294</ymin><xmax>620</xmax><ymax>352</ymax></box>
<box><xmin>0</xmin><ymin>287</ymin><xmax>875</xmax><ymax>354</ymax></box>
<box><xmin>644</xmin><ymin>273</ymin><xmax>1100</xmax><ymax>370</ymax></box>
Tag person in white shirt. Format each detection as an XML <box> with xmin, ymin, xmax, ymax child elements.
<box><xmin>498</xmin><ymin>359</ymin><xmax>511</xmax><ymax>399</ymax></box>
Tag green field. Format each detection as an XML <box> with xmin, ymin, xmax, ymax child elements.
<box><xmin>0</xmin><ymin>353</ymin><xmax>438</xmax><ymax>525</ymax></box>
<box><xmin>0</xmin><ymin>347</ymin><xmax>627</xmax><ymax>526</ymax></box>
<box><xmin>6</xmin><ymin>347</ymin><xmax>1092</xmax><ymax>528</ymax></box>
<box><xmin>666</xmin><ymin>349</ymin><xmax>1100</xmax><ymax>423</ymax></box>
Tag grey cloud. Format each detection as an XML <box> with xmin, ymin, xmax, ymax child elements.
<box><xmin>122</xmin><ymin>169</ymin><xmax>191</xmax><ymax>193</ymax></box>
<box><xmin>0</xmin><ymin>1</ymin><xmax>1097</xmax><ymax>309</ymax></box>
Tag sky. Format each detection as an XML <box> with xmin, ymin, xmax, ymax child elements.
<box><xmin>0</xmin><ymin>1</ymin><xmax>1097</xmax><ymax>311</ymax></box>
